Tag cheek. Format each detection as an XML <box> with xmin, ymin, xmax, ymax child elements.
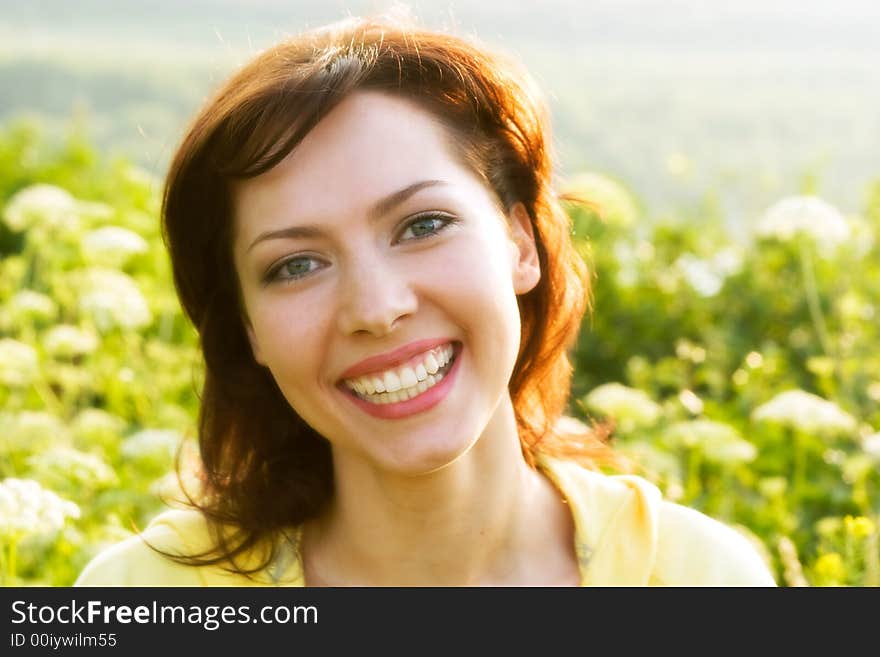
<box><xmin>424</xmin><ymin>232</ymin><xmax>523</xmax><ymax>336</ymax></box>
<box><xmin>248</xmin><ymin>292</ymin><xmax>332</xmax><ymax>382</ymax></box>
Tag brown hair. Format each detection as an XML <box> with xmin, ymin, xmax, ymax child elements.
<box><xmin>162</xmin><ymin>14</ymin><xmax>617</xmax><ymax>573</ymax></box>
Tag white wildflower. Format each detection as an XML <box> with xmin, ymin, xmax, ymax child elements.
<box><xmin>667</xmin><ymin>419</ymin><xmax>757</xmax><ymax>465</ymax></box>
<box><xmin>862</xmin><ymin>432</ymin><xmax>880</xmax><ymax>462</ymax></box>
<box><xmin>0</xmin><ymin>478</ymin><xmax>80</xmax><ymax>540</ymax></box>
<box><xmin>81</xmin><ymin>226</ymin><xmax>149</xmax><ymax>268</ymax></box>
<box><xmin>675</xmin><ymin>247</ymin><xmax>742</xmax><ymax>298</ymax></box>
<box><xmin>71</xmin><ymin>408</ymin><xmax>126</xmax><ymax>447</ymax></box>
<box><xmin>675</xmin><ymin>254</ymin><xmax>724</xmax><ymax>297</ymax></box>
<box><xmin>678</xmin><ymin>389</ymin><xmax>704</xmax><ymax>415</ymax></box>
<box><xmin>76</xmin><ymin>268</ymin><xmax>152</xmax><ymax>332</ymax></box>
<box><xmin>675</xmin><ymin>339</ymin><xmax>706</xmax><ymax>363</ymax></box>
<box><xmin>755</xmin><ymin>196</ymin><xmax>850</xmax><ymax>250</ymax></box>
<box><xmin>122</xmin><ymin>429</ymin><xmax>181</xmax><ymax>466</ymax></box>
<box><xmin>613</xmin><ymin>241</ymin><xmax>641</xmax><ymax>288</ymax></box>
<box><xmin>8</xmin><ymin>290</ymin><xmax>57</xmax><ymax>323</ymax></box>
<box><xmin>0</xmin><ymin>338</ymin><xmax>39</xmax><ymax>387</ymax></box>
<box><xmin>582</xmin><ymin>383</ymin><xmax>662</xmax><ymax>431</ymax></box>
<box><xmin>1</xmin><ymin>184</ymin><xmax>79</xmax><ymax>232</ymax></box>
<box><xmin>43</xmin><ymin>324</ymin><xmax>99</xmax><ymax>358</ymax></box>
<box><xmin>752</xmin><ymin>389</ymin><xmax>858</xmax><ymax>435</ymax></box>
<box><xmin>621</xmin><ymin>440</ymin><xmax>683</xmax><ymax>483</ymax></box>
<box><xmin>0</xmin><ymin>411</ymin><xmax>66</xmax><ymax>452</ymax></box>
<box><xmin>27</xmin><ymin>447</ymin><xmax>118</xmax><ymax>489</ymax></box>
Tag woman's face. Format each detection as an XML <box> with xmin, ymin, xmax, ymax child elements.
<box><xmin>232</xmin><ymin>91</ymin><xmax>539</xmax><ymax>475</ymax></box>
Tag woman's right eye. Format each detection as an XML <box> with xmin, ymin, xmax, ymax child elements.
<box><xmin>264</xmin><ymin>255</ymin><xmax>324</xmax><ymax>285</ymax></box>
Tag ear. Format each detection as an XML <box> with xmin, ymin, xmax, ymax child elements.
<box><xmin>242</xmin><ymin>315</ymin><xmax>267</xmax><ymax>366</ymax></box>
<box><xmin>508</xmin><ymin>202</ymin><xmax>541</xmax><ymax>295</ymax></box>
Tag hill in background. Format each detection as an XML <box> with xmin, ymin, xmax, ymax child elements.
<box><xmin>1</xmin><ymin>0</ymin><xmax>878</xmax><ymax>233</ymax></box>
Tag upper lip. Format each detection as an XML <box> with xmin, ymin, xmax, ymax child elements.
<box><xmin>338</xmin><ymin>338</ymin><xmax>454</xmax><ymax>381</ymax></box>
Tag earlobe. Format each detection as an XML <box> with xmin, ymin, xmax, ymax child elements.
<box><xmin>508</xmin><ymin>202</ymin><xmax>541</xmax><ymax>295</ymax></box>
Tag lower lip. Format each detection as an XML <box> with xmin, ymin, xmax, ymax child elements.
<box><xmin>342</xmin><ymin>346</ymin><xmax>462</xmax><ymax>420</ymax></box>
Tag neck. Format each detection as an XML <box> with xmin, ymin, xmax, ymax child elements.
<box><xmin>302</xmin><ymin>400</ymin><xmax>578</xmax><ymax>586</ymax></box>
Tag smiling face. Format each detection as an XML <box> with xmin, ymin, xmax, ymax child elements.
<box><xmin>232</xmin><ymin>91</ymin><xmax>540</xmax><ymax>476</ymax></box>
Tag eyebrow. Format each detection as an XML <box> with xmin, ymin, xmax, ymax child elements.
<box><xmin>245</xmin><ymin>179</ymin><xmax>447</xmax><ymax>253</ymax></box>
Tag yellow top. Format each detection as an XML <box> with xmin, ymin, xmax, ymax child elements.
<box><xmin>75</xmin><ymin>457</ymin><xmax>777</xmax><ymax>586</ymax></box>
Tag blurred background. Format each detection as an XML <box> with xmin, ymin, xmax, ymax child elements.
<box><xmin>1</xmin><ymin>0</ymin><xmax>878</xmax><ymax>586</ymax></box>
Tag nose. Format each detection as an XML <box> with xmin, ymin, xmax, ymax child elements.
<box><xmin>336</xmin><ymin>254</ymin><xmax>418</xmax><ymax>337</ymax></box>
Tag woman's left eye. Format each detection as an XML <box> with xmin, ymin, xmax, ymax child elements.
<box><xmin>397</xmin><ymin>212</ymin><xmax>456</xmax><ymax>242</ymax></box>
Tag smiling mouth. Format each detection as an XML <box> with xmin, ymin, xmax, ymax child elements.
<box><xmin>340</xmin><ymin>342</ymin><xmax>459</xmax><ymax>405</ymax></box>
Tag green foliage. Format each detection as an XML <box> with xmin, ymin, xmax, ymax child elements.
<box><xmin>0</xmin><ymin>120</ymin><xmax>199</xmax><ymax>585</ymax></box>
<box><xmin>567</xmin><ymin>172</ymin><xmax>880</xmax><ymax>586</ymax></box>
<box><xmin>1</xmin><ymin>124</ymin><xmax>878</xmax><ymax>586</ymax></box>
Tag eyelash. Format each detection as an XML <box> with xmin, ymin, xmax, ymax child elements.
<box><xmin>262</xmin><ymin>211</ymin><xmax>458</xmax><ymax>286</ymax></box>
<box><xmin>395</xmin><ymin>211</ymin><xmax>457</xmax><ymax>243</ymax></box>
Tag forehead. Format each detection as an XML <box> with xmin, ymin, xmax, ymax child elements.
<box><xmin>232</xmin><ymin>91</ymin><xmax>476</xmax><ymax>234</ymax></box>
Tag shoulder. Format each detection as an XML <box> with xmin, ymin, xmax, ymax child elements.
<box><xmin>539</xmin><ymin>457</ymin><xmax>776</xmax><ymax>586</ymax></box>
<box><xmin>75</xmin><ymin>509</ymin><xmax>251</xmax><ymax>586</ymax></box>
<box><xmin>652</xmin><ymin>501</ymin><xmax>777</xmax><ymax>586</ymax></box>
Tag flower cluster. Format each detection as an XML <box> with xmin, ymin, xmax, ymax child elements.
<box><xmin>0</xmin><ymin>338</ymin><xmax>39</xmax><ymax>387</ymax></box>
<box><xmin>582</xmin><ymin>382</ymin><xmax>662</xmax><ymax>432</ymax></box>
<box><xmin>76</xmin><ymin>268</ymin><xmax>152</xmax><ymax>332</ymax></box>
<box><xmin>0</xmin><ymin>478</ymin><xmax>80</xmax><ymax>541</ymax></box>
<box><xmin>752</xmin><ymin>389</ymin><xmax>858</xmax><ymax>435</ymax></box>
<box><xmin>755</xmin><ymin>195</ymin><xmax>850</xmax><ymax>250</ymax></box>
<box><xmin>667</xmin><ymin>419</ymin><xmax>757</xmax><ymax>465</ymax></box>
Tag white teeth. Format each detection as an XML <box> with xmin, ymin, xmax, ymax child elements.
<box><xmin>384</xmin><ymin>370</ymin><xmax>402</xmax><ymax>393</ymax></box>
<box><xmin>399</xmin><ymin>367</ymin><xmax>418</xmax><ymax>388</ymax></box>
<box><xmin>344</xmin><ymin>343</ymin><xmax>459</xmax><ymax>404</ymax></box>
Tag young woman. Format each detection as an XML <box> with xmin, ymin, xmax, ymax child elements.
<box><xmin>76</xmin><ymin>15</ymin><xmax>775</xmax><ymax>586</ymax></box>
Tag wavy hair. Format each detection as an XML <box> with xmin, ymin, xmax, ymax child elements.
<box><xmin>161</xmin><ymin>14</ymin><xmax>617</xmax><ymax>573</ymax></box>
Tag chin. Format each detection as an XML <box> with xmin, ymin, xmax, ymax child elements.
<box><xmin>376</xmin><ymin>434</ymin><xmax>478</xmax><ymax>477</ymax></box>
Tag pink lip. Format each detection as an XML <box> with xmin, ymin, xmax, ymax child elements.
<box><xmin>338</xmin><ymin>337</ymin><xmax>455</xmax><ymax>380</ymax></box>
<box><xmin>342</xmin><ymin>344</ymin><xmax>463</xmax><ymax>420</ymax></box>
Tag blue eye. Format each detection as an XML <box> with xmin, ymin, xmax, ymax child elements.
<box><xmin>266</xmin><ymin>255</ymin><xmax>323</xmax><ymax>285</ymax></box>
<box><xmin>398</xmin><ymin>212</ymin><xmax>455</xmax><ymax>242</ymax></box>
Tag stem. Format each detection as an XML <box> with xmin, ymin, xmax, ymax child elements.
<box><xmin>797</xmin><ymin>239</ymin><xmax>832</xmax><ymax>357</ymax></box>
<box><xmin>685</xmin><ymin>448</ymin><xmax>702</xmax><ymax>502</ymax></box>
<box><xmin>865</xmin><ymin>527</ymin><xmax>880</xmax><ymax>587</ymax></box>
<box><xmin>0</xmin><ymin>539</ymin><xmax>7</xmax><ymax>585</ymax></box>
<box><xmin>3</xmin><ymin>537</ymin><xmax>19</xmax><ymax>586</ymax></box>
<box><xmin>719</xmin><ymin>469</ymin><xmax>733</xmax><ymax>520</ymax></box>
<box><xmin>32</xmin><ymin>378</ymin><xmax>63</xmax><ymax>416</ymax></box>
<box><xmin>844</xmin><ymin>531</ymin><xmax>855</xmax><ymax>586</ymax></box>
<box><xmin>792</xmin><ymin>430</ymin><xmax>806</xmax><ymax>500</ymax></box>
